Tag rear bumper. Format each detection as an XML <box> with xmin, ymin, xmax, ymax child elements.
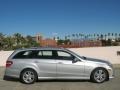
<box><xmin>4</xmin><ymin>68</ymin><xmax>20</xmax><ymax>79</ymax></box>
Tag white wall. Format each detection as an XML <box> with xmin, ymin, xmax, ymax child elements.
<box><xmin>0</xmin><ymin>46</ymin><xmax>120</xmax><ymax>66</ymax></box>
<box><xmin>69</xmin><ymin>46</ymin><xmax>120</xmax><ymax>64</ymax></box>
<box><xmin>0</xmin><ymin>51</ymin><xmax>14</xmax><ymax>66</ymax></box>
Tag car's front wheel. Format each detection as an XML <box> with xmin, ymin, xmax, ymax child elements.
<box><xmin>20</xmin><ymin>69</ymin><xmax>37</xmax><ymax>84</ymax></box>
<box><xmin>91</xmin><ymin>68</ymin><xmax>108</xmax><ymax>83</ymax></box>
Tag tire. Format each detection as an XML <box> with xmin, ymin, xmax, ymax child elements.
<box><xmin>20</xmin><ymin>69</ymin><xmax>37</xmax><ymax>84</ymax></box>
<box><xmin>90</xmin><ymin>68</ymin><xmax>108</xmax><ymax>83</ymax></box>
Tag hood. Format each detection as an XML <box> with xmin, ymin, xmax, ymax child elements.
<box><xmin>83</xmin><ymin>57</ymin><xmax>109</xmax><ymax>64</ymax></box>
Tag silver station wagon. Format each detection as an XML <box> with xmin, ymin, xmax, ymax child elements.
<box><xmin>4</xmin><ymin>47</ymin><xmax>114</xmax><ymax>84</ymax></box>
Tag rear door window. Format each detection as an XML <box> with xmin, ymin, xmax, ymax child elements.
<box><xmin>37</xmin><ymin>50</ymin><xmax>54</xmax><ymax>59</ymax></box>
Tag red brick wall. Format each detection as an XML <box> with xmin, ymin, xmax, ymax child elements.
<box><xmin>40</xmin><ymin>39</ymin><xmax>57</xmax><ymax>47</ymax></box>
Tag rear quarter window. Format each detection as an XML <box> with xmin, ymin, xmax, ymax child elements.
<box><xmin>13</xmin><ymin>51</ymin><xmax>32</xmax><ymax>59</ymax></box>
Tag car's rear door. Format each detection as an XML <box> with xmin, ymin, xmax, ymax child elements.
<box><xmin>34</xmin><ymin>50</ymin><xmax>57</xmax><ymax>78</ymax></box>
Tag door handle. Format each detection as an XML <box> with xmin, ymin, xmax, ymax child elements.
<box><xmin>34</xmin><ymin>61</ymin><xmax>39</xmax><ymax>63</ymax></box>
<box><xmin>58</xmin><ymin>62</ymin><xmax>63</xmax><ymax>64</ymax></box>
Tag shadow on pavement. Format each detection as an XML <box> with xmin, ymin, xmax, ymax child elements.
<box><xmin>3</xmin><ymin>76</ymin><xmax>19</xmax><ymax>82</ymax></box>
<box><xmin>37</xmin><ymin>79</ymin><xmax>90</xmax><ymax>83</ymax></box>
<box><xmin>3</xmin><ymin>75</ymin><xmax>90</xmax><ymax>83</ymax></box>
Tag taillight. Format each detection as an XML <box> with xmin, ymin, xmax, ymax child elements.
<box><xmin>6</xmin><ymin>61</ymin><xmax>13</xmax><ymax>68</ymax></box>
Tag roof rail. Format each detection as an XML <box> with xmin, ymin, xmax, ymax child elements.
<box><xmin>15</xmin><ymin>46</ymin><xmax>65</xmax><ymax>50</ymax></box>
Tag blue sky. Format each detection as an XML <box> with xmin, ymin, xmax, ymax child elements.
<box><xmin>0</xmin><ymin>0</ymin><xmax>120</xmax><ymax>37</ymax></box>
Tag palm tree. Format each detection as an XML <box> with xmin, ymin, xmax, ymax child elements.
<box><xmin>100</xmin><ymin>34</ymin><xmax>104</xmax><ymax>40</ymax></box>
<box><xmin>82</xmin><ymin>34</ymin><xmax>85</xmax><ymax>40</ymax></box>
<box><xmin>93</xmin><ymin>34</ymin><xmax>96</xmax><ymax>40</ymax></box>
<box><xmin>84</xmin><ymin>35</ymin><xmax>87</xmax><ymax>40</ymax></box>
<box><xmin>115</xmin><ymin>33</ymin><xmax>118</xmax><ymax>40</ymax></box>
<box><xmin>79</xmin><ymin>33</ymin><xmax>82</xmax><ymax>39</ymax></box>
<box><xmin>119</xmin><ymin>33</ymin><xmax>120</xmax><ymax>38</ymax></box>
<box><xmin>65</xmin><ymin>36</ymin><xmax>67</xmax><ymax>40</ymax></box>
<box><xmin>90</xmin><ymin>34</ymin><xmax>93</xmax><ymax>40</ymax></box>
<box><xmin>108</xmin><ymin>33</ymin><xmax>111</xmax><ymax>39</ymax></box>
<box><xmin>118</xmin><ymin>33</ymin><xmax>120</xmax><ymax>41</ymax></box>
<box><xmin>67</xmin><ymin>35</ymin><xmax>70</xmax><ymax>40</ymax></box>
<box><xmin>72</xmin><ymin>34</ymin><xmax>75</xmax><ymax>39</ymax></box>
<box><xmin>96</xmin><ymin>34</ymin><xmax>99</xmax><ymax>40</ymax></box>
<box><xmin>111</xmin><ymin>33</ymin><xmax>114</xmax><ymax>40</ymax></box>
<box><xmin>111</xmin><ymin>33</ymin><xmax>114</xmax><ymax>36</ymax></box>
<box><xmin>75</xmin><ymin>34</ymin><xmax>79</xmax><ymax>39</ymax></box>
<box><xmin>53</xmin><ymin>36</ymin><xmax>56</xmax><ymax>40</ymax></box>
<box><xmin>104</xmin><ymin>34</ymin><xmax>107</xmax><ymax>40</ymax></box>
<box><xmin>57</xmin><ymin>36</ymin><xmax>60</xmax><ymax>40</ymax></box>
<box><xmin>86</xmin><ymin>34</ymin><xmax>89</xmax><ymax>40</ymax></box>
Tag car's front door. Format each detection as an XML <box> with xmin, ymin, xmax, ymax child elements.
<box><xmin>55</xmin><ymin>50</ymin><xmax>85</xmax><ymax>79</ymax></box>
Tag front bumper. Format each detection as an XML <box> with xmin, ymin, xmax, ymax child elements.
<box><xmin>107</xmin><ymin>67</ymin><xmax>114</xmax><ymax>79</ymax></box>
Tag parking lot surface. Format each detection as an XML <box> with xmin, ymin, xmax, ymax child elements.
<box><xmin>0</xmin><ymin>67</ymin><xmax>120</xmax><ymax>90</ymax></box>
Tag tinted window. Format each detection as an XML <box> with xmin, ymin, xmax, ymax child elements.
<box><xmin>42</xmin><ymin>51</ymin><xmax>52</xmax><ymax>56</ymax></box>
<box><xmin>58</xmin><ymin>51</ymin><xmax>71</xmax><ymax>57</ymax></box>
<box><xmin>56</xmin><ymin>51</ymin><xmax>74</xmax><ymax>60</ymax></box>
<box><xmin>13</xmin><ymin>50</ymin><xmax>55</xmax><ymax>59</ymax></box>
<box><xmin>13</xmin><ymin>51</ymin><xmax>33</xmax><ymax>59</ymax></box>
<box><xmin>37</xmin><ymin>50</ymin><xmax>53</xmax><ymax>59</ymax></box>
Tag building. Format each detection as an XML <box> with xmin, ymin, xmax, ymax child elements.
<box><xmin>36</xmin><ymin>34</ymin><xmax>57</xmax><ymax>47</ymax></box>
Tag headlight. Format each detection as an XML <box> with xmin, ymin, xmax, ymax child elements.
<box><xmin>107</xmin><ymin>61</ymin><xmax>113</xmax><ymax>68</ymax></box>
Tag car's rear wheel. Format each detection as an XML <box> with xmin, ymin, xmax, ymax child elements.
<box><xmin>91</xmin><ymin>68</ymin><xmax>108</xmax><ymax>83</ymax></box>
<box><xmin>20</xmin><ymin>69</ymin><xmax>37</xmax><ymax>84</ymax></box>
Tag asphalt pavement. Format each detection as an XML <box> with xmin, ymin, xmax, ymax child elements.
<box><xmin>0</xmin><ymin>67</ymin><xmax>120</xmax><ymax>90</ymax></box>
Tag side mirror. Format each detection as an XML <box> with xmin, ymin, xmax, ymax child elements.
<box><xmin>82</xmin><ymin>56</ymin><xmax>86</xmax><ymax>60</ymax></box>
<box><xmin>72</xmin><ymin>57</ymin><xmax>80</xmax><ymax>63</ymax></box>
